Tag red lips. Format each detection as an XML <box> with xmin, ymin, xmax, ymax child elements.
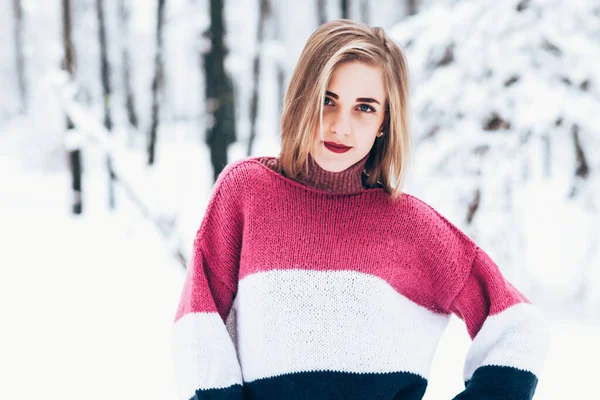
<box><xmin>323</xmin><ymin>141</ymin><xmax>352</xmax><ymax>154</ymax></box>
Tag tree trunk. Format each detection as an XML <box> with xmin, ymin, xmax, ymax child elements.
<box><xmin>118</xmin><ymin>0</ymin><xmax>139</xmax><ymax>130</ymax></box>
<box><xmin>317</xmin><ymin>0</ymin><xmax>327</xmax><ymax>25</ymax></box>
<box><xmin>62</xmin><ymin>0</ymin><xmax>82</xmax><ymax>215</ymax></box>
<box><xmin>466</xmin><ymin>187</ymin><xmax>481</xmax><ymax>224</ymax></box>
<box><xmin>341</xmin><ymin>0</ymin><xmax>349</xmax><ymax>19</ymax></box>
<box><xmin>572</xmin><ymin>124</ymin><xmax>589</xmax><ymax>179</ymax></box>
<box><xmin>407</xmin><ymin>0</ymin><xmax>418</xmax><ymax>16</ymax></box>
<box><xmin>273</xmin><ymin>0</ymin><xmax>286</xmax><ymax>120</ymax></box>
<box><xmin>13</xmin><ymin>0</ymin><xmax>27</xmax><ymax>113</ymax></box>
<box><xmin>205</xmin><ymin>0</ymin><xmax>236</xmax><ymax>181</ymax></box>
<box><xmin>360</xmin><ymin>0</ymin><xmax>369</xmax><ymax>24</ymax></box>
<box><xmin>148</xmin><ymin>0</ymin><xmax>167</xmax><ymax>165</ymax></box>
<box><xmin>97</xmin><ymin>0</ymin><xmax>112</xmax><ymax>133</ymax></box>
<box><xmin>96</xmin><ymin>0</ymin><xmax>116</xmax><ymax>209</ymax></box>
<box><xmin>541</xmin><ymin>133</ymin><xmax>551</xmax><ymax>179</ymax></box>
<box><xmin>277</xmin><ymin>65</ymin><xmax>285</xmax><ymax>118</ymax></box>
<box><xmin>247</xmin><ymin>0</ymin><xmax>271</xmax><ymax>156</ymax></box>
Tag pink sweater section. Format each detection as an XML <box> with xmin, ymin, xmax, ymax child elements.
<box><xmin>175</xmin><ymin>156</ymin><xmax>528</xmax><ymax>339</ymax></box>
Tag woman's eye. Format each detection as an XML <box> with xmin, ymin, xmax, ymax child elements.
<box><xmin>324</xmin><ymin>97</ymin><xmax>333</xmax><ymax>106</ymax></box>
<box><xmin>358</xmin><ymin>104</ymin><xmax>374</xmax><ymax>113</ymax></box>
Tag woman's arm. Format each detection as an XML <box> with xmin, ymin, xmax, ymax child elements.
<box><xmin>450</xmin><ymin>247</ymin><xmax>550</xmax><ymax>400</ymax></box>
<box><xmin>172</xmin><ymin>164</ymin><xmax>246</xmax><ymax>400</ymax></box>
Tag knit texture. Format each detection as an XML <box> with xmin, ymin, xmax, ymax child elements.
<box><xmin>172</xmin><ymin>156</ymin><xmax>549</xmax><ymax>400</ymax></box>
<box><xmin>296</xmin><ymin>153</ymin><xmax>370</xmax><ymax>193</ymax></box>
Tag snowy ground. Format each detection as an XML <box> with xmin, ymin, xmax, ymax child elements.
<box><xmin>1</xmin><ymin>118</ymin><xmax>598</xmax><ymax>399</ymax></box>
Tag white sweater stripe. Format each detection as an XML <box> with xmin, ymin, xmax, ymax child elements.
<box><xmin>172</xmin><ymin>312</ymin><xmax>243</xmax><ymax>400</ymax></box>
<box><xmin>463</xmin><ymin>302</ymin><xmax>550</xmax><ymax>381</ymax></box>
<box><xmin>234</xmin><ymin>269</ymin><xmax>451</xmax><ymax>382</ymax></box>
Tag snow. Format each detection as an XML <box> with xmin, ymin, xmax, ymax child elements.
<box><xmin>0</xmin><ymin>118</ymin><xmax>183</xmax><ymax>399</ymax></box>
<box><xmin>2</xmin><ymin>0</ymin><xmax>600</xmax><ymax>398</ymax></box>
<box><xmin>1</xmin><ymin>115</ymin><xmax>599</xmax><ymax>399</ymax></box>
<box><xmin>390</xmin><ymin>0</ymin><xmax>600</xmax><ymax>315</ymax></box>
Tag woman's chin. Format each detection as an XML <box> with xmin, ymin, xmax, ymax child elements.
<box><xmin>314</xmin><ymin>154</ymin><xmax>353</xmax><ymax>172</ymax></box>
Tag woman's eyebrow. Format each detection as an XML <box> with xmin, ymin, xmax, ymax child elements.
<box><xmin>325</xmin><ymin>91</ymin><xmax>381</xmax><ymax>105</ymax></box>
<box><xmin>325</xmin><ymin>90</ymin><xmax>339</xmax><ymax>99</ymax></box>
<box><xmin>356</xmin><ymin>97</ymin><xmax>380</xmax><ymax>105</ymax></box>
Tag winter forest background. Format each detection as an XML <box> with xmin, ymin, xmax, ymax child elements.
<box><xmin>1</xmin><ymin>0</ymin><xmax>598</xmax><ymax>398</ymax></box>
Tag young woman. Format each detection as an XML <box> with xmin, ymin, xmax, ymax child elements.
<box><xmin>172</xmin><ymin>20</ymin><xmax>549</xmax><ymax>400</ymax></box>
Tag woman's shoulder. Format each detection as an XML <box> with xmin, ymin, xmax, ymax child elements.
<box><xmin>395</xmin><ymin>193</ymin><xmax>467</xmax><ymax>234</ymax></box>
<box><xmin>394</xmin><ymin>192</ymin><xmax>479</xmax><ymax>311</ymax></box>
<box><xmin>393</xmin><ymin>192</ymin><xmax>478</xmax><ymax>263</ymax></box>
<box><xmin>209</xmin><ymin>156</ymin><xmax>289</xmax><ymax>203</ymax></box>
<box><xmin>215</xmin><ymin>156</ymin><xmax>279</xmax><ymax>187</ymax></box>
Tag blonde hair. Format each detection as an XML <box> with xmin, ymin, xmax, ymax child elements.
<box><xmin>279</xmin><ymin>20</ymin><xmax>412</xmax><ymax>200</ymax></box>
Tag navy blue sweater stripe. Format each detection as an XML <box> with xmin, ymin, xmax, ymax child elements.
<box><xmin>189</xmin><ymin>384</ymin><xmax>244</xmax><ymax>400</ymax></box>
<box><xmin>244</xmin><ymin>370</ymin><xmax>427</xmax><ymax>400</ymax></box>
<box><xmin>187</xmin><ymin>365</ymin><xmax>538</xmax><ymax>399</ymax></box>
<box><xmin>453</xmin><ymin>365</ymin><xmax>538</xmax><ymax>400</ymax></box>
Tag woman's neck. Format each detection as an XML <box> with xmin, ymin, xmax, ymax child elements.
<box><xmin>298</xmin><ymin>154</ymin><xmax>369</xmax><ymax>194</ymax></box>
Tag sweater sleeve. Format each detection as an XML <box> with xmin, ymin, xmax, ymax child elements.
<box><xmin>450</xmin><ymin>247</ymin><xmax>550</xmax><ymax>400</ymax></box>
<box><xmin>172</xmin><ymin>164</ymin><xmax>246</xmax><ymax>400</ymax></box>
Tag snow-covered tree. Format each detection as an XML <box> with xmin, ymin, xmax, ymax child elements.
<box><xmin>390</xmin><ymin>0</ymin><xmax>600</xmax><ymax>318</ymax></box>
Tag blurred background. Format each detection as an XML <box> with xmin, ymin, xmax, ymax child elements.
<box><xmin>0</xmin><ymin>0</ymin><xmax>598</xmax><ymax>398</ymax></box>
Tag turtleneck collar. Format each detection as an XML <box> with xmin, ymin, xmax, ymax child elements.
<box><xmin>298</xmin><ymin>153</ymin><xmax>369</xmax><ymax>194</ymax></box>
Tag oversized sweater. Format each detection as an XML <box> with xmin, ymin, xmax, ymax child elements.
<box><xmin>172</xmin><ymin>155</ymin><xmax>549</xmax><ymax>400</ymax></box>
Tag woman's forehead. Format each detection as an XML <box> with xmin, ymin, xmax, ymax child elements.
<box><xmin>327</xmin><ymin>61</ymin><xmax>386</xmax><ymax>101</ymax></box>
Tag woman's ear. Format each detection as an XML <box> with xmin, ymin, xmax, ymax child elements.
<box><xmin>377</xmin><ymin>119</ymin><xmax>387</xmax><ymax>137</ymax></box>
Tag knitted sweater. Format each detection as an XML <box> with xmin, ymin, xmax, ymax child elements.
<box><xmin>172</xmin><ymin>155</ymin><xmax>549</xmax><ymax>400</ymax></box>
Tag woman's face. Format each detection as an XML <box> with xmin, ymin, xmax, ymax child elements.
<box><xmin>311</xmin><ymin>61</ymin><xmax>386</xmax><ymax>172</ymax></box>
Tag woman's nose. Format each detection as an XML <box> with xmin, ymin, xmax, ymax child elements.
<box><xmin>331</xmin><ymin>112</ymin><xmax>351</xmax><ymax>136</ymax></box>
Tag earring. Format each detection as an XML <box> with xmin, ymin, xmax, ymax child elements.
<box><xmin>377</xmin><ymin>131</ymin><xmax>384</xmax><ymax>138</ymax></box>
